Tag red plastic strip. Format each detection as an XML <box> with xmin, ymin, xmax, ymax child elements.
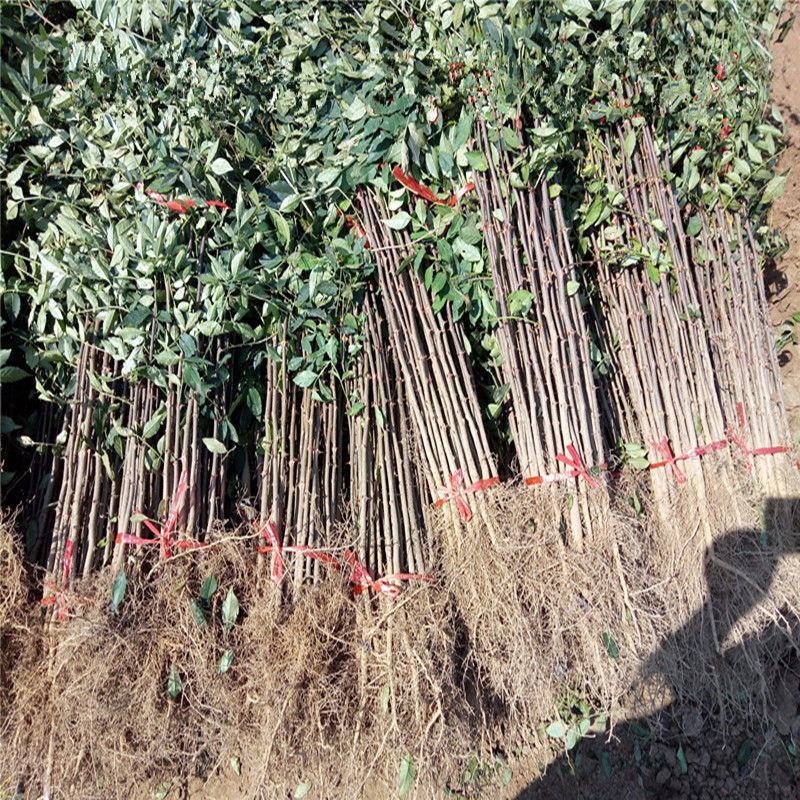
<box><xmin>554</xmin><ymin>443</ymin><xmax>600</xmax><ymax>489</ymax></box>
<box><xmin>62</xmin><ymin>539</ymin><xmax>74</xmax><ymax>588</ymax></box>
<box><xmin>650</xmin><ymin>438</ymin><xmax>687</xmax><ymax>484</ymax></box>
<box><xmin>433</xmin><ymin>470</ymin><xmax>500</xmax><ymax>522</ymax></box>
<box><xmin>256</xmin><ymin>527</ymin><xmax>431</xmax><ymax>598</ymax></box>
<box><xmin>726</xmin><ymin>402</ymin><xmax>789</xmax><ymax>469</ymax></box>
<box><xmin>449</xmin><ymin>181</ymin><xmax>476</xmax><ymax>207</ymax></box>
<box><xmin>40</xmin><ymin>539</ymin><xmax>80</xmax><ymax>622</ymax></box>
<box><xmin>258</xmin><ymin>521</ymin><xmax>286</xmax><ymax>584</ymax></box>
<box><xmin>115</xmin><ymin>470</ymin><xmax>207</xmax><ymax>558</ymax></box>
<box><xmin>335</xmin><ymin>208</ymin><xmax>370</xmax><ymax>246</ymax></box>
<box><xmin>391</xmin><ymin>166</ymin><xmax>475</xmax><ymax>207</ymax></box>
<box><xmin>137</xmin><ymin>182</ymin><xmax>231</xmax><ymax>214</ymax></box>
<box><xmin>342</xmin><ymin>550</ymin><xmax>434</xmax><ymax>599</ymax></box>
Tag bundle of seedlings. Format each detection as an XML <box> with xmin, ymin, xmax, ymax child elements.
<box><xmin>587</xmin><ymin>123</ymin><xmax>800</xmax><ymax>723</ymax></box>
<box><xmin>256</xmin><ymin>346</ymin><xmax>346</xmax><ymax>587</ymax></box>
<box><xmin>473</xmin><ymin>118</ymin><xmax>608</xmax><ymax>552</ymax></box>
<box><xmin>691</xmin><ymin>207</ymin><xmax>794</xmax><ymax>495</ymax></box>
<box><xmin>587</xmin><ymin>121</ymin><xmax>736</xmax><ymax>531</ymax></box>
<box><xmin>356</xmin><ymin>193</ymin><xmax>499</xmax><ymax>531</ymax></box>
<box><xmin>34</xmin><ymin>333</ymin><xmax>243</xmax><ymax>599</ymax></box>
<box><xmin>345</xmin><ymin>288</ymin><xmax>430</xmax><ymax>580</ymax></box>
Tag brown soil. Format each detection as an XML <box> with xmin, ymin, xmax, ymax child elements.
<box><xmin>770</xmin><ymin>0</ymin><xmax>800</xmax><ymax>438</ymax></box>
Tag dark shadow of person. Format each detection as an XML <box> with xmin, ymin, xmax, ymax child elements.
<box><xmin>512</xmin><ymin>497</ymin><xmax>800</xmax><ymax>800</ymax></box>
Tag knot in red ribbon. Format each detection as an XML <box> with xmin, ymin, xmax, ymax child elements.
<box><xmin>40</xmin><ymin>540</ymin><xmax>75</xmax><ymax>622</ymax></box>
<box><xmin>115</xmin><ymin>470</ymin><xmax>206</xmax><ymax>559</ymax></box>
<box><xmin>433</xmin><ymin>471</ymin><xmax>499</xmax><ymax>522</ymax></box>
<box><xmin>343</xmin><ymin>551</ymin><xmax>433</xmax><ymax>599</ymax></box>
<box><xmin>256</xmin><ymin>527</ymin><xmax>432</xmax><ymax>599</ymax></box>
<box><xmin>651</xmin><ymin>438</ymin><xmax>687</xmax><ymax>484</ymax></box>
<box><xmin>258</xmin><ymin>521</ymin><xmax>285</xmax><ymax>584</ymax></box>
<box><xmin>554</xmin><ymin>444</ymin><xmax>600</xmax><ymax>489</ymax></box>
<box><xmin>437</xmin><ymin>469</ymin><xmax>472</xmax><ymax>522</ymax></box>
<box><xmin>726</xmin><ymin>402</ymin><xmax>789</xmax><ymax>468</ymax></box>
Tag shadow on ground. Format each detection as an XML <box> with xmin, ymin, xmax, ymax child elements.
<box><xmin>513</xmin><ymin>498</ymin><xmax>800</xmax><ymax>800</ymax></box>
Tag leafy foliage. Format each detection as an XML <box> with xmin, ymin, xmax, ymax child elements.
<box><xmin>0</xmin><ymin>0</ymin><xmax>790</xmax><ymax>505</ymax></box>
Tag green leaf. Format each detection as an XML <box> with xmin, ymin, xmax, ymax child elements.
<box><xmin>501</xmin><ymin>127</ymin><xmax>521</xmax><ymax>150</ymax></box>
<box><xmin>293</xmin><ymin>369</ymin><xmax>317</xmax><ymax>388</ymax></box>
<box><xmin>0</xmin><ymin>366</ymin><xmax>29</xmax><ymax>383</ymax></box>
<box><xmin>565</xmin><ymin>725</ymin><xmax>579</xmax><ymax>750</ymax></box>
<box><xmin>210</xmin><ymin>157</ymin><xmax>233</xmax><ymax>175</ymax></box>
<box><xmin>142</xmin><ymin>409</ymin><xmax>165</xmax><ymax>440</ymax></box>
<box><xmin>676</xmin><ymin>743</ymin><xmax>688</xmax><ymax>774</ymax></box>
<box><xmin>397</xmin><ymin>753</ymin><xmax>415</xmax><ymax>798</ymax></box>
<box><xmin>379</xmin><ymin>683</ymin><xmax>390</xmax><ymax>714</ymax></box>
<box><xmin>191</xmin><ymin>599</ymin><xmax>207</xmax><ymax>628</ymax></box>
<box><xmin>507</xmin><ymin>289</ymin><xmax>533</xmax><ymax>317</ymax></box>
<box><xmin>269</xmin><ymin>208</ymin><xmax>291</xmax><ymax>246</ymax></box>
<box><xmin>202</xmin><ymin>437</ymin><xmax>228</xmax><ymax>455</ymax></box>
<box><xmin>219</xmin><ymin>649</ymin><xmax>234</xmax><ymax>674</ymax></box>
<box><xmin>385</xmin><ymin>211</ymin><xmax>411</xmax><ymax>230</ymax></box>
<box><xmin>566</xmin><ymin>280</ymin><xmax>580</xmax><ymax>296</ymax></box>
<box><xmin>646</xmin><ymin>260</ymin><xmax>661</xmax><ymax>284</ymax></box>
<box><xmin>563</xmin><ymin>0</ymin><xmax>594</xmax><ymax>21</ymax></box>
<box><xmin>454</xmin><ymin>237</ymin><xmax>481</xmax><ymax>262</ymax></box>
<box><xmin>200</xmin><ymin>574</ymin><xmax>218</xmax><ymax>602</ymax></box>
<box><xmin>686</xmin><ymin>215</ymin><xmax>702</xmax><ymax>236</ymax></box>
<box><xmin>247</xmin><ymin>387</ymin><xmax>262</xmax><ymax>418</ymax></box>
<box><xmin>154</xmin><ymin>781</ymin><xmax>173</xmax><ymax>800</ymax></box>
<box><xmin>343</xmin><ymin>96</ymin><xmax>367</xmax><ymax>121</ymax></box>
<box><xmin>293</xmin><ymin>784</ymin><xmax>310</xmax><ymax>799</ymax></box>
<box><xmin>624</xmin><ymin>129</ymin><xmax>636</xmax><ymax>158</ymax></box>
<box><xmin>736</xmin><ymin>738</ymin><xmax>753</xmax><ymax>769</ymax></box>
<box><xmin>545</xmin><ymin>720</ymin><xmax>566</xmax><ymax>738</ymax></box>
<box><xmin>230</xmin><ymin>756</ymin><xmax>241</xmax><ymax>776</ymax></box>
<box><xmin>110</xmin><ymin>570</ymin><xmax>127</xmax><ymax>615</ymax></box>
<box><xmin>761</xmin><ymin>173</ymin><xmax>787</xmax><ymax>205</ymax></box>
<box><xmin>602</xmin><ymin>631</ymin><xmax>620</xmax><ymax>661</ymax></box>
<box><xmin>222</xmin><ymin>588</ymin><xmax>240</xmax><ymax>633</ymax></box>
<box><xmin>466</xmin><ymin>151</ymin><xmax>488</xmax><ymax>171</ymax></box>
<box><xmin>583</xmin><ymin>195</ymin><xmax>603</xmax><ymax>230</ymax></box>
<box><xmin>167</xmin><ymin>665</ymin><xmax>182</xmax><ymax>700</ymax></box>
<box><xmin>317</xmin><ymin>167</ymin><xmax>340</xmax><ymax>187</ymax></box>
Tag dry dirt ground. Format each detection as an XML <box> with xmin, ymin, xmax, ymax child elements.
<box><xmin>500</xmin><ymin>7</ymin><xmax>800</xmax><ymax>800</ymax></box>
<box><xmin>770</xmin><ymin>1</ymin><xmax>800</xmax><ymax>437</ymax></box>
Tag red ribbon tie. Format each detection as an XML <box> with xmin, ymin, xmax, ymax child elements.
<box><xmin>555</xmin><ymin>444</ymin><xmax>600</xmax><ymax>489</ymax></box>
<box><xmin>726</xmin><ymin>402</ymin><xmax>789</xmax><ymax>468</ymax></box>
<box><xmin>392</xmin><ymin>166</ymin><xmax>475</xmax><ymax>207</ymax></box>
<box><xmin>115</xmin><ymin>470</ymin><xmax>207</xmax><ymax>558</ymax></box>
<box><xmin>651</xmin><ymin>438</ymin><xmax>687</xmax><ymax>484</ymax></box>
